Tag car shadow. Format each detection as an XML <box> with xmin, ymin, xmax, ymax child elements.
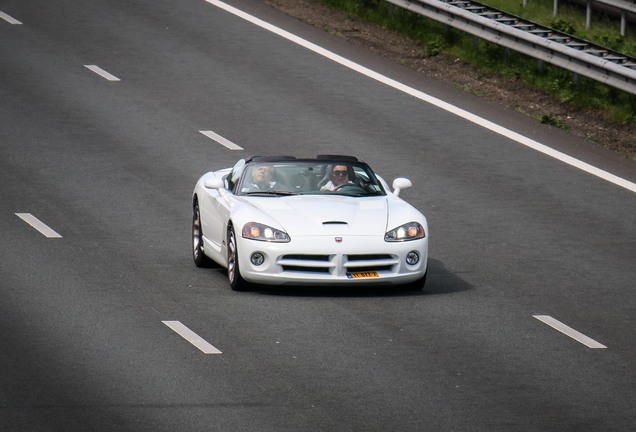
<box><xmin>248</xmin><ymin>258</ymin><xmax>473</xmax><ymax>298</ymax></box>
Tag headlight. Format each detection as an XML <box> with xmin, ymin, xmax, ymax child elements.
<box><xmin>385</xmin><ymin>222</ymin><xmax>425</xmax><ymax>242</ymax></box>
<box><xmin>242</xmin><ymin>222</ymin><xmax>290</xmax><ymax>242</ymax></box>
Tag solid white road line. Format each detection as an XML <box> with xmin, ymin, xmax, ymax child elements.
<box><xmin>0</xmin><ymin>11</ymin><xmax>22</xmax><ymax>24</ymax></box>
<box><xmin>533</xmin><ymin>315</ymin><xmax>607</xmax><ymax>349</ymax></box>
<box><xmin>16</xmin><ymin>213</ymin><xmax>62</xmax><ymax>238</ymax></box>
<box><xmin>205</xmin><ymin>0</ymin><xmax>636</xmax><ymax>194</ymax></box>
<box><xmin>200</xmin><ymin>130</ymin><xmax>244</xmax><ymax>150</ymax></box>
<box><xmin>84</xmin><ymin>65</ymin><xmax>121</xmax><ymax>81</ymax></box>
<box><xmin>162</xmin><ymin>320</ymin><xmax>222</xmax><ymax>354</ymax></box>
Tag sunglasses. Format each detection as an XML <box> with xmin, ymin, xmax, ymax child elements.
<box><xmin>332</xmin><ymin>170</ymin><xmax>348</xmax><ymax>176</ymax></box>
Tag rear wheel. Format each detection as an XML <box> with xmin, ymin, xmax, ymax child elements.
<box><xmin>227</xmin><ymin>227</ymin><xmax>249</xmax><ymax>291</ymax></box>
<box><xmin>192</xmin><ymin>201</ymin><xmax>213</xmax><ymax>267</ymax></box>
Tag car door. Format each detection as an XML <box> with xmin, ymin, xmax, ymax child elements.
<box><xmin>199</xmin><ymin>176</ymin><xmax>239</xmax><ymax>263</ymax></box>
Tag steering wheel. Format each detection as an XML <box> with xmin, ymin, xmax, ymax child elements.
<box><xmin>334</xmin><ymin>184</ymin><xmax>366</xmax><ymax>194</ymax></box>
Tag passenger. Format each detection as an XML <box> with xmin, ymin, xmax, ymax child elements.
<box><xmin>245</xmin><ymin>165</ymin><xmax>289</xmax><ymax>192</ymax></box>
<box><xmin>247</xmin><ymin>165</ymin><xmax>275</xmax><ymax>190</ymax></box>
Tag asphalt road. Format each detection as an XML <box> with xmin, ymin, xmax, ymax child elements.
<box><xmin>1</xmin><ymin>1</ymin><xmax>635</xmax><ymax>431</ymax></box>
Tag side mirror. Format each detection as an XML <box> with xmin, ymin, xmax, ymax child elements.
<box><xmin>204</xmin><ymin>177</ymin><xmax>224</xmax><ymax>190</ymax></box>
<box><xmin>392</xmin><ymin>178</ymin><xmax>412</xmax><ymax>197</ymax></box>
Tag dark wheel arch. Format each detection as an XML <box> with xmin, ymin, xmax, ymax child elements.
<box><xmin>226</xmin><ymin>224</ymin><xmax>250</xmax><ymax>291</ymax></box>
<box><xmin>192</xmin><ymin>197</ymin><xmax>214</xmax><ymax>268</ymax></box>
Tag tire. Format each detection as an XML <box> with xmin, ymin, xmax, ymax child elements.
<box><xmin>227</xmin><ymin>227</ymin><xmax>249</xmax><ymax>291</ymax></box>
<box><xmin>404</xmin><ymin>270</ymin><xmax>427</xmax><ymax>291</ymax></box>
<box><xmin>192</xmin><ymin>201</ymin><xmax>213</xmax><ymax>268</ymax></box>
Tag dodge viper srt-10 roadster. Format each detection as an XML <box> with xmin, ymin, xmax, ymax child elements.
<box><xmin>192</xmin><ymin>155</ymin><xmax>428</xmax><ymax>291</ymax></box>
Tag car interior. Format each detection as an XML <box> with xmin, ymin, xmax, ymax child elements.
<box><xmin>225</xmin><ymin>155</ymin><xmax>384</xmax><ymax>196</ymax></box>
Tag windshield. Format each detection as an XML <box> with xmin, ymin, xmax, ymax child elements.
<box><xmin>236</xmin><ymin>160</ymin><xmax>386</xmax><ymax>197</ymax></box>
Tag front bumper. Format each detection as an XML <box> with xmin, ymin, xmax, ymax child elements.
<box><xmin>236</xmin><ymin>235</ymin><xmax>428</xmax><ymax>286</ymax></box>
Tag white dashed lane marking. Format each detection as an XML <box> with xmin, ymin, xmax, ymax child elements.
<box><xmin>199</xmin><ymin>130</ymin><xmax>243</xmax><ymax>150</ymax></box>
<box><xmin>163</xmin><ymin>321</ymin><xmax>222</xmax><ymax>354</ymax></box>
<box><xmin>534</xmin><ymin>315</ymin><xmax>607</xmax><ymax>349</ymax></box>
<box><xmin>16</xmin><ymin>213</ymin><xmax>62</xmax><ymax>238</ymax></box>
<box><xmin>0</xmin><ymin>11</ymin><xmax>22</xmax><ymax>24</ymax></box>
<box><xmin>84</xmin><ymin>65</ymin><xmax>121</xmax><ymax>81</ymax></box>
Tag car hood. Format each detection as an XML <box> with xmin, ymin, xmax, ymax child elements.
<box><xmin>243</xmin><ymin>195</ymin><xmax>389</xmax><ymax>236</ymax></box>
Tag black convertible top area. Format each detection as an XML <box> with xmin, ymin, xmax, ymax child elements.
<box><xmin>245</xmin><ymin>155</ymin><xmax>361</xmax><ymax>164</ymax></box>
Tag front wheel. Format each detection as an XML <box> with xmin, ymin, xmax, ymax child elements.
<box><xmin>227</xmin><ymin>227</ymin><xmax>250</xmax><ymax>291</ymax></box>
<box><xmin>404</xmin><ymin>271</ymin><xmax>427</xmax><ymax>291</ymax></box>
<box><xmin>192</xmin><ymin>201</ymin><xmax>213</xmax><ymax>268</ymax></box>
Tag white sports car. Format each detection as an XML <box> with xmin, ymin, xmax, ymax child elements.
<box><xmin>192</xmin><ymin>155</ymin><xmax>428</xmax><ymax>291</ymax></box>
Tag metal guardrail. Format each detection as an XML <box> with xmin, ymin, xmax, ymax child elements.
<box><xmin>384</xmin><ymin>0</ymin><xmax>636</xmax><ymax>95</ymax></box>
<box><xmin>551</xmin><ymin>0</ymin><xmax>636</xmax><ymax>36</ymax></box>
<box><xmin>532</xmin><ymin>0</ymin><xmax>636</xmax><ymax>37</ymax></box>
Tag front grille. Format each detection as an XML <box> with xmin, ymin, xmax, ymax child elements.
<box><xmin>347</xmin><ymin>265</ymin><xmax>393</xmax><ymax>272</ymax></box>
<box><xmin>281</xmin><ymin>265</ymin><xmax>331</xmax><ymax>273</ymax></box>
<box><xmin>278</xmin><ymin>253</ymin><xmax>399</xmax><ymax>275</ymax></box>
<box><xmin>346</xmin><ymin>254</ymin><xmax>392</xmax><ymax>261</ymax></box>
<box><xmin>282</xmin><ymin>254</ymin><xmax>330</xmax><ymax>261</ymax></box>
<box><xmin>279</xmin><ymin>254</ymin><xmax>334</xmax><ymax>274</ymax></box>
<box><xmin>344</xmin><ymin>254</ymin><xmax>398</xmax><ymax>273</ymax></box>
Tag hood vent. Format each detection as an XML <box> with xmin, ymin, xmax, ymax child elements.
<box><xmin>322</xmin><ymin>221</ymin><xmax>348</xmax><ymax>225</ymax></box>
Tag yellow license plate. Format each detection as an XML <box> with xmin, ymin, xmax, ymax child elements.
<box><xmin>347</xmin><ymin>271</ymin><xmax>379</xmax><ymax>279</ymax></box>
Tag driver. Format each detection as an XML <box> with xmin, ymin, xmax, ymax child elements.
<box><xmin>320</xmin><ymin>164</ymin><xmax>353</xmax><ymax>191</ymax></box>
